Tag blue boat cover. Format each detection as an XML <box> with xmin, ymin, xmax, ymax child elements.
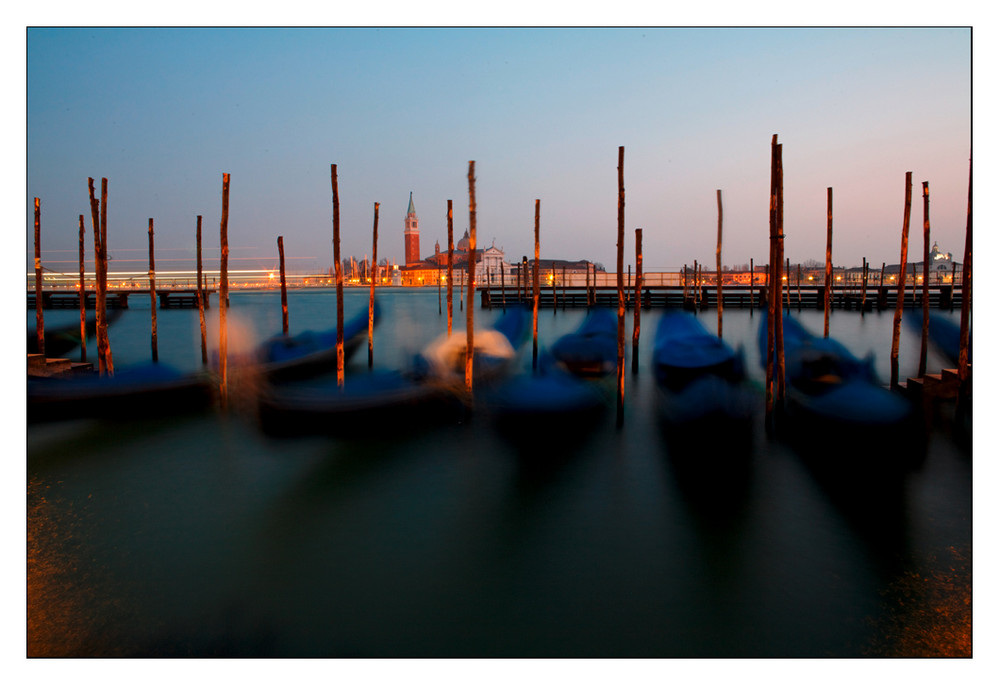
<box><xmin>550</xmin><ymin>309</ymin><xmax>618</xmax><ymax>371</ymax></box>
<box><xmin>261</xmin><ymin>300</ymin><xmax>379</xmax><ymax>364</ymax></box>
<box><xmin>653</xmin><ymin>312</ymin><xmax>737</xmax><ymax>370</ymax></box>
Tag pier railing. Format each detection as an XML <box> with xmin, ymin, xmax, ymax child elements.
<box><xmin>479</xmin><ymin>282</ymin><xmax>966</xmax><ymax>311</ymax></box>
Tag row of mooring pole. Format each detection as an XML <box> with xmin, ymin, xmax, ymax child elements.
<box><xmin>30</xmin><ymin>144</ymin><xmax>971</xmax><ymax>429</ymax></box>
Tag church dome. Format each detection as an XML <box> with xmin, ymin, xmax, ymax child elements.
<box><xmin>457</xmin><ymin>229</ymin><xmax>470</xmax><ymax>252</ymax></box>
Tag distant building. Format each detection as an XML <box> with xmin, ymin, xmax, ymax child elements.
<box><xmin>845</xmin><ymin>242</ymin><xmax>960</xmax><ymax>286</ymax></box>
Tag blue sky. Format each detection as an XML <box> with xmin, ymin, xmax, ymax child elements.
<box><xmin>26</xmin><ymin>27</ymin><xmax>971</xmax><ymax>276</ymax></box>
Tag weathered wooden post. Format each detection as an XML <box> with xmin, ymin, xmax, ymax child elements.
<box><xmin>88</xmin><ymin>178</ymin><xmax>113</xmax><ymax>375</ymax></box>
<box><xmin>750</xmin><ymin>258</ymin><xmax>755</xmax><ymax>314</ymax></box>
<box><xmin>693</xmin><ymin>260</ymin><xmax>699</xmax><ymax>309</ymax></box>
<box><xmin>919</xmin><ymin>181</ymin><xmax>931</xmax><ymax>377</ymax></box>
<box><xmin>627</xmin><ymin>265</ymin><xmax>632</xmax><ymax>310</ymax></box>
<box><xmin>765</xmin><ymin>136</ymin><xmax>783</xmax><ymax>431</ymax></box>
<box><xmin>957</xmin><ymin>156</ymin><xmax>972</xmax><ymax>396</ymax></box>
<box><xmin>552</xmin><ymin>262</ymin><xmax>557</xmax><ymax>314</ymax></box>
<box><xmin>499</xmin><ymin>250</ymin><xmax>506</xmax><ymax>313</ymax></box>
<box><xmin>532</xmin><ymin>199</ymin><xmax>540</xmax><ymax>371</ymax></box>
<box><xmin>616</xmin><ymin>145</ymin><xmax>626</xmax><ymax>428</ymax></box>
<box><xmin>585</xmin><ymin>259</ymin><xmax>591</xmax><ymax>310</ymax></box>
<box><xmin>785</xmin><ymin>257</ymin><xmax>791</xmax><ymax>314</ymax></box>
<box><xmin>33</xmin><ymin>198</ymin><xmax>45</xmax><ymax>356</ymax></box>
<box><xmin>465</xmin><ymin>161</ymin><xmax>477</xmax><ymax>395</ymax></box>
<box><xmin>87</xmin><ymin>180</ymin><xmax>103</xmax><ymax>372</ymax></box>
<box><xmin>219</xmin><ymin>173</ymin><xmax>231</xmax><ymax>405</ymax></box>
<box><xmin>950</xmin><ymin>263</ymin><xmax>957</xmax><ymax>311</ymax></box>
<box><xmin>878</xmin><ymin>262</ymin><xmax>887</xmax><ymax>310</ymax></box>
<box><xmin>331</xmin><ymin>164</ymin><xmax>344</xmax><ymax>388</ymax></box>
<box><xmin>447</xmin><ymin>200</ymin><xmax>455</xmax><ymax>333</ymax></box>
<box><xmin>561</xmin><ymin>265</ymin><xmax>566</xmax><ymax>310</ymax></box>
<box><xmin>633</xmin><ymin>227</ymin><xmax>643</xmax><ymax>374</ymax></box>
<box><xmin>78</xmin><ymin>215</ymin><xmax>87</xmax><ymax>362</ymax></box>
<box><xmin>775</xmin><ymin>143</ymin><xmax>785</xmax><ymax>408</ymax></box>
<box><xmin>369</xmin><ymin>202</ymin><xmax>379</xmax><ymax>368</ymax></box>
<box><xmin>890</xmin><ymin>171</ymin><xmax>912</xmax><ymax>389</ymax></box>
<box><xmin>196</xmin><ymin>215</ymin><xmax>207</xmax><ymax>365</ymax></box>
<box><xmin>860</xmin><ymin>257</ymin><xmax>868</xmax><ymax>314</ymax></box>
<box><xmin>716</xmin><ymin>189</ymin><xmax>724</xmax><ymax>338</ymax></box>
<box><xmin>824</xmin><ymin>188</ymin><xmax>833</xmax><ymax>336</ymax></box>
<box><xmin>148</xmin><ymin>218</ymin><xmax>158</xmax><ymax>362</ymax></box>
<box><xmin>796</xmin><ymin>263</ymin><xmax>802</xmax><ymax>308</ymax></box>
<box><xmin>277</xmin><ymin>236</ymin><xmax>289</xmax><ymax>334</ymax></box>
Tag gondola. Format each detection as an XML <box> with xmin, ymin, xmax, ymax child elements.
<box><xmin>485</xmin><ymin>312</ymin><xmax>615</xmax><ymax>456</ymax></box>
<box><xmin>27</xmin><ymin>362</ymin><xmax>214</xmax><ymax>424</ymax></box>
<box><xmin>257</xmin><ymin>306</ymin><xmax>530</xmax><ymax>437</ymax></box>
<box><xmin>256</xmin><ymin>301</ymin><xmax>379</xmax><ymax>382</ymax></box>
<box><xmin>651</xmin><ymin>311</ymin><xmax>755</xmax><ymax>427</ymax></box>
<box><xmin>549</xmin><ymin>308</ymin><xmax>618</xmax><ymax>378</ymax></box>
<box><xmin>257</xmin><ymin>369</ymin><xmax>460</xmax><ymax>437</ymax></box>
<box><xmin>27</xmin><ymin>309</ymin><xmax>123</xmax><ymax>358</ymax></box>
<box><xmin>413</xmin><ymin>305</ymin><xmax>530</xmax><ymax>387</ymax></box>
<box><xmin>757</xmin><ymin>311</ymin><xmax>915</xmax><ymax>442</ymax></box>
<box><xmin>905</xmin><ymin>310</ymin><xmax>967</xmax><ymax>367</ymax></box>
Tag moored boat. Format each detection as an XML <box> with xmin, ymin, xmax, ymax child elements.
<box><xmin>257</xmin><ymin>369</ymin><xmax>459</xmax><ymax>437</ymax></box>
<box><xmin>652</xmin><ymin>311</ymin><xmax>754</xmax><ymax>427</ymax></box>
<box><xmin>414</xmin><ymin>306</ymin><xmax>530</xmax><ymax>388</ymax></box>
<box><xmin>757</xmin><ymin>311</ymin><xmax>916</xmax><ymax>455</ymax></box>
<box><xmin>27</xmin><ymin>362</ymin><xmax>214</xmax><ymax>424</ymax></box>
<box><xmin>257</xmin><ymin>301</ymin><xmax>379</xmax><ymax>382</ymax></box>
<box><xmin>549</xmin><ymin>308</ymin><xmax>618</xmax><ymax>378</ymax></box>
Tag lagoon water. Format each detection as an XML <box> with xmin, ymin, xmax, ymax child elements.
<box><xmin>26</xmin><ymin>288</ymin><xmax>971</xmax><ymax>657</ymax></box>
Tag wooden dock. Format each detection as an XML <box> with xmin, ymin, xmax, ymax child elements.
<box><xmin>27</xmin><ymin>289</ymin><xmax>215</xmax><ymax>310</ymax></box>
<box><xmin>479</xmin><ymin>284</ymin><xmax>964</xmax><ymax>311</ymax></box>
<box><xmin>27</xmin><ymin>353</ymin><xmax>94</xmax><ymax>378</ymax></box>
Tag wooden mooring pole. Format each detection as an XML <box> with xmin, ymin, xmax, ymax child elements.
<box><xmin>331</xmin><ymin>164</ymin><xmax>344</xmax><ymax>388</ymax></box>
<box><xmin>860</xmin><ymin>257</ymin><xmax>868</xmax><ymax>315</ymax></box>
<box><xmin>958</xmin><ymin>155</ymin><xmax>972</xmax><ymax>395</ymax></box>
<box><xmin>89</xmin><ymin>178</ymin><xmax>113</xmax><ymax>375</ymax></box>
<box><xmin>890</xmin><ymin>171</ymin><xmax>912</xmax><ymax>389</ymax></box>
<box><xmin>219</xmin><ymin>173</ymin><xmax>230</xmax><ymax>405</ymax></box>
<box><xmin>466</xmin><ymin>161</ymin><xmax>477</xmax><ymax>395</ymax></box>
<box><xmin>33</xmin><ymin>198</ymin><xmax>44</xmax><ymax>356</ymax></box>
<box><xmin>616</xmin><ymin>145</ymin><xmax>626</xmax><ymax>428</ymax></box>
<box><xmin>447</xmin><ymin>200</ymin><xmax>454</xmax><ymax>333</ymax></box>
<box><xmin>919</xmin><ymin>182</ymin><xmax>931</xmax><ymax>377</ymax></box>
<box><xmin>78</xmin><ymin>214</ymin><xmax>87</xmax><ymax>362</ymax></box>
<box><xmin>633</xmin><ymin>228</ymin><xmax>643</xmax><ymax>374</ymax></box>
<box><xmin>824</xmin><ymin>187</ymin><xmax>833</xmax><ymax>337</ymax></box>
<box><xmin>148</xmin><ymin>218</ymin><xmax>158</xmax><ymax>362</ymax></box>
<box><xmin>765</xmin><ymin>135</ymin><xmax>784</xmax><ymax>431</ymax></box>
<box><xmin>552</xmin><ymin>261</ymin><xmax>557</xmax><ymax>314</ymax></box>
<box><xmin>277</xmin><ymin>236</ymin><xmax>289</xmax><ymax>335</ymax></box>
<box><xmin>533</xmin><ymin>199</ymin><xmax>540</xmax><ymax>371</ymax></box>
<box><xmin>716</xmin><ymin>189</ymin><xmax>723</xmax><ymax>338</ymax></box>
<box><xmin>369</xmin><ymin>202</ymin><xmax>379</xmax><ymax>369</ymax></box>
<box><xmin>775</xmin><ymin>143</ymin><xmax>785</xmax><ymax>409</ymax></box>
<box><xmin>196</xmin><ymin>216</ymin><xmax>207</xmax><ymax>365</ymax></box>
<box><xmin>561</xmin><ymin>265</ymin><xmax>566</xmax><ymax>311</ymax></box>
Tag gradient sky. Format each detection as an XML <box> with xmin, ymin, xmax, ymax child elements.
<box><xmin>26</xmin><ymin>27</ymin><xmax>971</xmax><ymax>276</ymax></box>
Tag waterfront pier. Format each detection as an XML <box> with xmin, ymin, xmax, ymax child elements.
<box><xmin>27</xmin><ymin>288</ymin><xmax>216</xmax><ymax>310</ymax></box>
<box><xmin>479</xmin><ymin>283</ymin><xmax>965</xmax><ymax>311</ymax></box>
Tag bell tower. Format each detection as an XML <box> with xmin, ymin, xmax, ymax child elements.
<box><xmin>404</xmin><ymin>192</ymin><xmax>420</xmax><ymax>266</ymax></box>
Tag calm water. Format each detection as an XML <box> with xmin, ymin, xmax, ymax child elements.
<box><xmin>26</xmin><ymin>289</ymin><xmax>972</xmax><ymax>657</ymax></box>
